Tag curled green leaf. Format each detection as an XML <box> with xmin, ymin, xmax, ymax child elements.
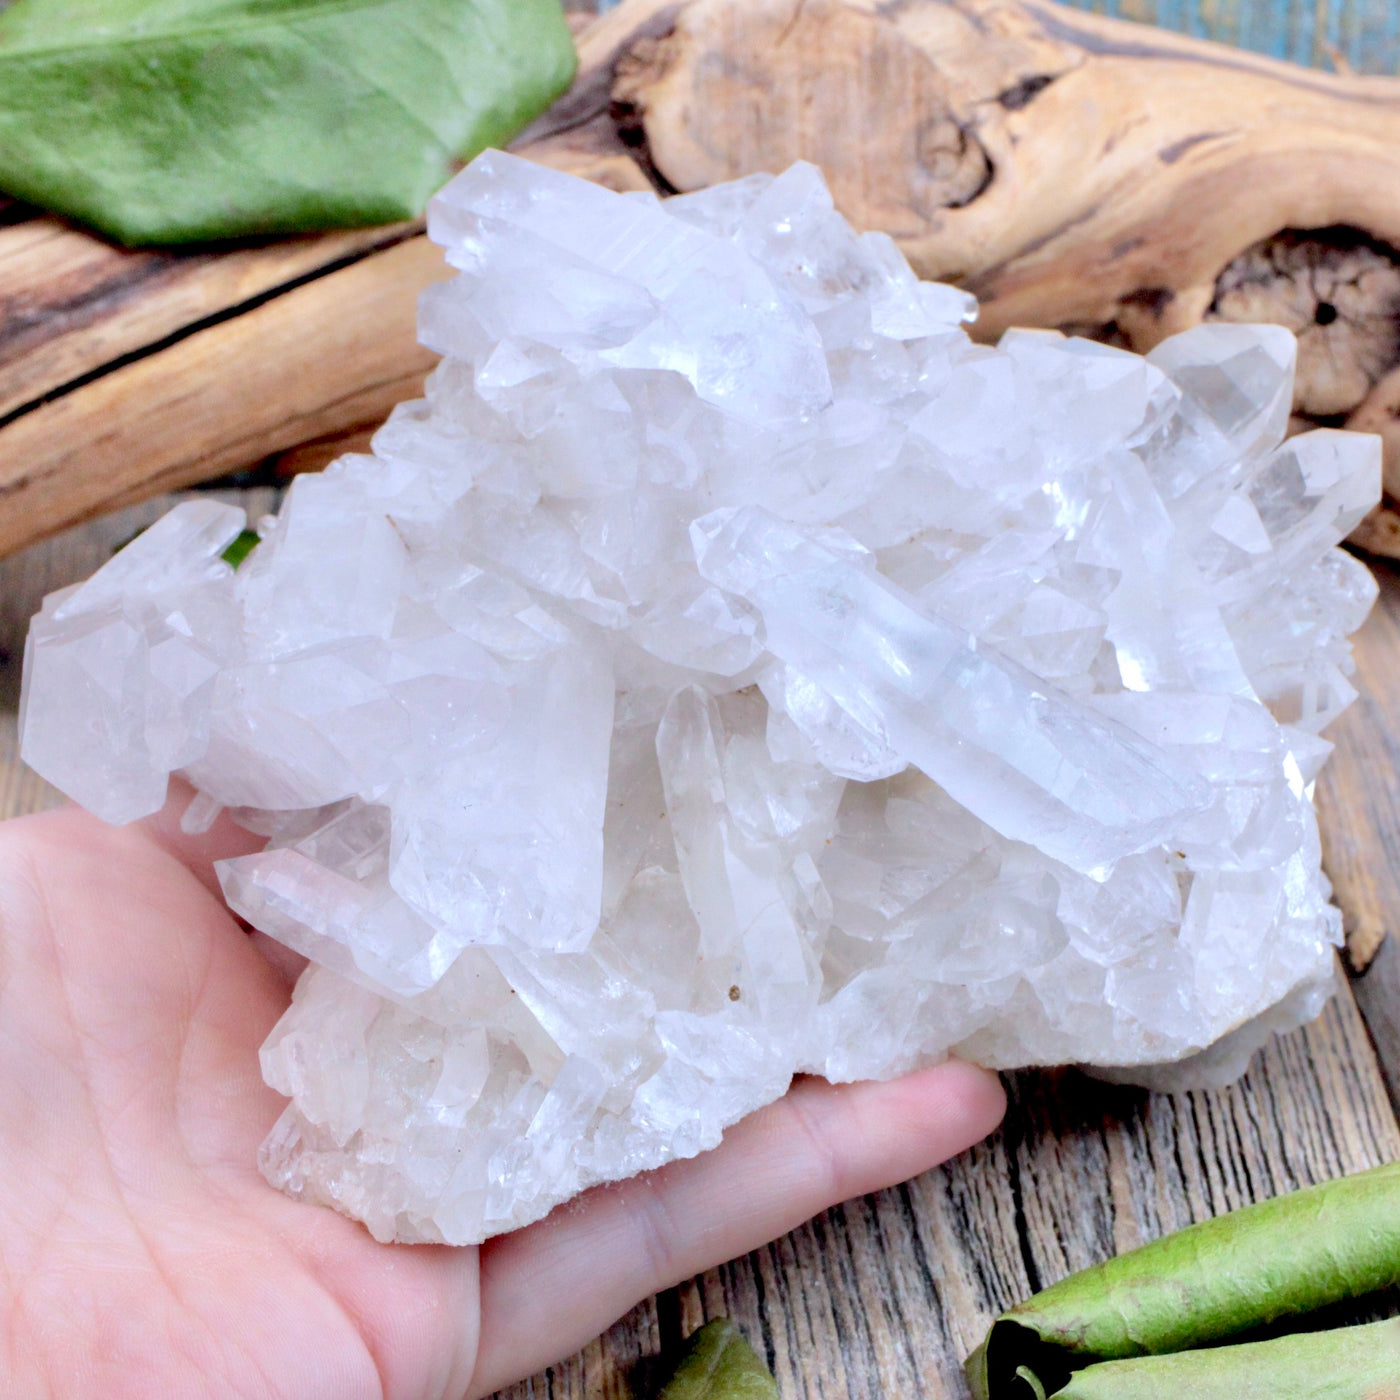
<box><xmin>657</xmin><ymin>1319</ymin><xmax>780</xmax><ymax>1400</ymax></box>
<box><xmin>1013</xmin><ymin>1365</ymin><xmax>1048</xmax><ymax>1400</ymax></box>
<box><xmin>0</xmin><ymin>0</ymin><xmax>576</xmax><ymax>244</ymax></box>
<box><xmin>1053</xmin><ymin>1317</ymin><xmax>1400</xmax><ymax>1399</ymax></box>
<box><xmin>967</xmin><ymin>1159</ymin><xmax>1400</xmax><ymax>1399</ymax></box>
<box><xmin>221</xmin><ymin>528</ymin><xmax>260</xmax><ymax>568</ymax></box>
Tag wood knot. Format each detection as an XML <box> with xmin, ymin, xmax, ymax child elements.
<box><xmin>608</xmin><ymin>0</ymin><xmax>993</xmax><ymax>235</ymax></box>
<box><xmin>996</xmin><ymin>74</ymin><xmax>1056</xmax><ymax>111</ymax></box>
<box><xmin>915</xmin><ymin>115</ymin><xmax>992</xmax><ymax>209</ymax></box>
<box><xmin>1207</xmin><ymin>227</ymin><xmax>1400</xmax><ymax>419</ymax></box>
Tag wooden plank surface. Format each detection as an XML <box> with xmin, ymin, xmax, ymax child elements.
<box><xmin>668</xmin><ymin>1000</ymin><xmax>1400</xmax><ymax>1400</ymax></box>
<box><xmin>1320</xmin><ymin>558</ymin><xmax>1400</xmax><ymax>1109</ymax></box>
<box><xmin>1</xmin><ymin>501</ymin><xmax>1397</xmax><ymax>1398</ymax></box>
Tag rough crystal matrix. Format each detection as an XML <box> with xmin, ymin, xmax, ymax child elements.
<box><xmin>20</xmin><ymin>153</ymin><xmax>1381</xmax><ymax>1244</ymax></box>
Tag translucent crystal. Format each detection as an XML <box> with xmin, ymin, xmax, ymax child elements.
<box><xmin>18</xmin><ymin>153</ymin><xmax>1379</xmax><ymax>1245</ymax></box>
<box><xmin>692</xmin><ymin>505</ymin><xmax>1210</xmax><ymax>875</ymax></box>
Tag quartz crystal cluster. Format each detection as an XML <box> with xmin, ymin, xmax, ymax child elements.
<box><xmin>20</xmin><ymin>152</ymin><xmax>1380</xmax><ymax>1244</ymax></box>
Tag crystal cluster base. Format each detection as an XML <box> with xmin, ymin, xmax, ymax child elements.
<box><xmin>20</xmin><ymin>153</ymin><xmax>1380</xmax><ymax>1243</ymax></box>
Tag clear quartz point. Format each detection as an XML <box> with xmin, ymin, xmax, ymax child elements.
<box><xmin>692</xmin><ymin>504</ymin><xmax>1211</xmax><ymax>875</ymax></box>
<box><xmin>17</xmin><ymin>152</ymin><xmax>1379</xmax><ymax>1243</ymax></box>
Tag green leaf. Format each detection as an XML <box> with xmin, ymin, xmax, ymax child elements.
<box><xmin>0</xmin><ymin>0</ymin><xmax>576</xmax><ymax>244</ymax></box>
<box><xmin>221</xmin><ymin>528</ymin><xmax>260</xmax><ymax>567</ymax></box>
<box><xmin>968</xmin><ymin>1159</ymin><xmax>1400</xmax><ymax>1398</ymax></box>
<box><xmin>657</xmin><ymin>1320</ymin><xmax>780</xmax><ymax>1400</ymax></box>
<box><xmin>1054</xmin><ymin>1317</ymin><xmax>1400</xmax><ymax>1399</ymax></box>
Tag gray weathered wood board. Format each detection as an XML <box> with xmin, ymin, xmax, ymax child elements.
<box><xmin>1321</xmin><ymin>560</ymin><xmax>1400</xmax><ymax>1110</ymax></box>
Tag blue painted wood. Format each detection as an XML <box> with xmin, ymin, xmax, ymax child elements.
<box><xmin>1070</xmin><ymin>0</ymin><xmax>1400</xmax><ymax>74</ymax></box>
<box><xmin>580</xmin><ymin>0</ymin><xmax>1399</xmax><ymax>74</ymax></box>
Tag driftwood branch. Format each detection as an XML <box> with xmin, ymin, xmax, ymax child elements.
<box><xmin>5</xmin><ymin>0</ymin><xmax>1400</xmax><ymax>554</ymax></box>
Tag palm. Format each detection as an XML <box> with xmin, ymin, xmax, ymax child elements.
<box><xmin>0</xmin><ymin>795</ymin><xmax>1004</xmax><ymax>1400</ymax></box>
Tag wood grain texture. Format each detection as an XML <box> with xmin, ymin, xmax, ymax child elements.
<box><xmin>670</xmin><ymin>994</ymin><xmax>1400</xmax><ymax>1400</ymax></box>
<box><xmin>1319</xmin><ymin>558</ymin><xmax>1400</xmax><ymax>1104</ymax></box>
<box><xmin>0</xmin><ymin>237</ymin><xmax>451</xmax><ymax>555</ymax></box>
<box><xmin>0</xmin><ymin>217</ymin><xmax>418</xmax><ymax>421</ymax></box>
<box><xmin>575</xmin><ymin>0</ymin><xmax>1400</xmax><ymax>344</ymax></box>
<box><xmin>1</xmin><ymin>502</ymin><xmax>1397</xmax><ymax>1399</ymax></box>
<box><xmin>0</xmin><ymin>712</ymin><xmax>60</xmax><ymax>819</ymax></box>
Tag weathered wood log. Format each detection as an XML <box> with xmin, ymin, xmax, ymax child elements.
<box><xmin>0</xmin><ymin>212</ymin><xmax>417</xmax><ymax>416</ymax></box>
<box><xmin>0</xmin><ymin>233</ymin><xmax>451</xmax><ymax>556</ymax></box>
<box><xmin>0</xmin><ymin>209</ymin><xmax>448</xmax><ymax>553</ymax></box>
<box><xmin>7</xmin><ymin>0</ymin><xmax>1400</xmax><ymax>556</ymax></box>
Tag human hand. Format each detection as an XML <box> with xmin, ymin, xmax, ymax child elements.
<box><xmin>0</xmin><ymin>788</ymin><xmax>1005</xmax><ymax>1399</ymax></box>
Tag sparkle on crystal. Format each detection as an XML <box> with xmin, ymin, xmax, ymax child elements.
<box><xmin>19</xmin><ymin>153</ymin><xmax>1380</xmax><ymax>1245</ymax></box>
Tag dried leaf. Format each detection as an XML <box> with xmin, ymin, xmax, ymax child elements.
<box><xmin>1055</xmin><ymin>1317</ymin><xmax>1400</xmax><ymax>1399</ymax></box>
<box><xmin>658</xmin><ymin>1320</ymin><xmax>780</xmax><ymax>1400</ymax></box>
<box><xmin>967</xmin><ymin>1160</ymin><xmax>1400</xmax><ymax>1398</ymax></box>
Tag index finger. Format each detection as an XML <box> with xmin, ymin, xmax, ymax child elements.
<box><xmin>470</xmin><ymin>1060</ymin><xmax>1007</xmax><ymax>1397</ymax></box>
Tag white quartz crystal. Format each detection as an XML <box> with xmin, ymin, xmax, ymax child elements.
<box><xmin>20</xmin><ymin>153</ymin><xmax>1381</xmax><ymax>1244</ymax></box>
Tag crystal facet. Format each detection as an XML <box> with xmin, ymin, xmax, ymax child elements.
<box><xmin>19</xmin><ymin>153</ymin><xmax>1380</xmax><ymax>1244</ymax></box>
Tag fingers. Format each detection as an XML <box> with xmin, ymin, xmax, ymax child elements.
<box><xmin>469</xmin><ymin>1060</ymin><xmax>1005</xmax><ymax>1397</ymax></box>
<box><xmin>137</xmin><ymin>778</ymin><xmax>266</xmax><ymax>898</ymax></box>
